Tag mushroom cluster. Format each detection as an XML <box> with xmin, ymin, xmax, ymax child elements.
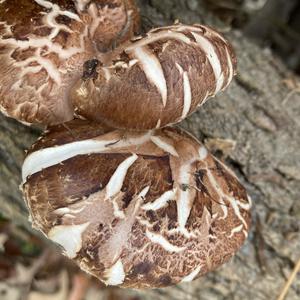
<box><xmin>71</xmin><ymin>23</ymin><xmax>236</xmax><ymax>130</ymax></box>
<box><xmin>23</xmin><ymin>119</ymin><xmax>251</xmax><ymax>288</ymax></box>
<box><xmin>0</xmin><ymin>0</ymin><xmax>140</xmax><ymax>124</ymax></box>
<box><xmin>1</xmin><ymin>0</ymin><xmax>251</xmax><ymax>289</ymax></box>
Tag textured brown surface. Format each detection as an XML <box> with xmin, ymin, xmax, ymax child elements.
<box><xmin>22</xmin><ymin>120</ymin><xmax>251</xmax><ymax>288</ymax></box>
<box><xmin>0</xmin><ymin>0</ymin><xmax>139</xmax><ymax>125</ymax></box>
<box><xmin>1</xmin><ymin>0</ymin><xmax>300</xmax><ymax>299</ymax></box>
<box><xmin>71</xmin><ymin>24</ymin><xmax>236</xmax><ymax>130</ymax></box>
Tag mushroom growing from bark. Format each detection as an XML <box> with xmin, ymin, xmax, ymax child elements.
<box><xmin>71</xmin><ymin>24</ymin><xmax>237</xmax><ymax>130</ymax></box>
<box><xmin>0</xmin><ymin>0</ymin><xmax>140</xmax><ymax>125</ymax></box>
<box><xmin>22</xmin><ymin>119</ymin><xmax>251</xmax><ymax>289</ymax></box>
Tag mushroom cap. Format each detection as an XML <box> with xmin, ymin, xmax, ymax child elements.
<box><xmin>0</xmin><ymin>0</ymin><xmax>139</xmax><ymax>125</ymax></box>
<box><xmin>71</xmin><ymin>24</ymin><xmax>237</xmax><ymax>130</ymax></box>
<box><xmin>22</xmin><ymin>119</ymin><xmax>251</xmax><ymax>289</ymax></box>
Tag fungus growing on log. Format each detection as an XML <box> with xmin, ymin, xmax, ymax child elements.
<box><xmin>71</xmin><ymin>24</ymin><xmax>236</xmax><ymax>130</ymax></box>
<box><xmin>22</xmin><ymin>119</ymin><xmax>251</xmax><ymax>288</ymax></box>
<box><xmin>0</xmin><ymin>0</ymin><xmax>140</xmax><ymax>125</ymax></box>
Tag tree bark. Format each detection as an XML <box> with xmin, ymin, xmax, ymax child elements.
<box><xmin>1</xmin><ymin>0</ymin><xmax>300</xmax><ymax>299</ymax></box>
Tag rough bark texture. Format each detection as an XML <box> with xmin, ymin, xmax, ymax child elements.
<box><xmin>0</xmin><ymin>0</ymin><xmax>299</xmax><ymax>299</ymax></box>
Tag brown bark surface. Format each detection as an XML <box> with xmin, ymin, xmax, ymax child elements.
<box><xmin>0</xmin><ymin>0</ymin><xmax>299</xmax><ymax>299</ymax></box>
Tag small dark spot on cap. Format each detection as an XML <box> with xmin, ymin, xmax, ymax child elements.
<box><xmin>153</xmin><ymin>223</ymin><xmax>160</xmax><ymax>232</ymax></box>
<box><xmin>159</xmin><ymin>274</ymin><xmax>172</xmax><ymax>286</ymax></box>
<box><xmin>146</xmin><ymin>210</ymin><xmax>157</xmax><ymax>222</ymax></box>
<box><xmin>195</xmin><ymin>169</ymin><xmax>206</xmax><ymax>180</ymax></box>
<box><xmin>168</xmin><ymin>234</ymin><xmax>175</xmax><ymax>241</ymax></box>
<box><xmin>164</xmin><ymin>201</ymin><xmax>177</xmax><ymax>220</ymax></box>
<box><xmin>111</xmin><ymin>218</ymin><xmax>118</xmax><ymax>227</ymax></box>
<box><xmin>180</xmin><ymin>183</ymin><xmax>190</xmax><ymax>191</ymax></box>
<box><xmin>168</xmin><ymin>221</ymin><xmax>176</xmax><ymax>230</ymax></box>
<box><xmin>55</xmin><ymin>15</ymin><xmax>71</xmax><ymax>26</ymax></box>
<box><xmin>82</xmin><ymin>59</ymin><xmax>100</xmax><ymax>80</ymax></box>
<box><xmin>122</xmin><ymin>192</ymin><xmax>133</xmax><ymax>209</ymax></box>
<box><xmin>133</xmin><ymin>261</ymin><xmax>153</xmax><ymax>275</ymax></box>
<box><xmin>95</xmin><ymin>1</ymin><xmax>119</xmax><ymax>9</ymax></box>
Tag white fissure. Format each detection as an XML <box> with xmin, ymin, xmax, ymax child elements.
<box><xmin>236</xmin><ymin>197</ymin><xmax>252</xmax><ymax>211</ymax></box>
<box><xmin>103</xmin><ymin>259</ymin><xmax>125</xmax><ymax>286</ymax></box>
<box><xmin>22</xmin><ymin>131</ymin><xmax>152</xmax><ymax>183</ymax></box>
<box><xmin>35</xmin><ymin>0</ymin><xmax>81</xmax><ymax>43</ymax></box>
<box><xmin>39</xmin><ymin>1</ymin><xmax>80</xmax><ymax>41</ymax></box>
<box><xmin>105</xmin><ymin>154</ymin><xmax>138</xmax><ymax>219</ymax></box>
<box><xmin>205</xmin><ymin>167</ymin><xmax>228</xmax><ymax>220</ymax></box>
<box><xmin>225</xmin><ymin>195</ymin><xmax>249</xmax><ymax>228</ymax></box>
<box><xmin>228</xmin><ymin>224</ymin><xmax>243</xmax><ymax>238</ymax></box>
<box><xmin>191</xmin><ymin>32</ymin><xmax>224</xmax><ymax>94</ymax></box>
<box><xmin>145</xmin><ymin>229</ymin><xmax>186</xmax><ymax>253</ymax></box>
<box><xmin>142</xmin><ymin>189</ymin><xmax>176</xmax><ymax>211</ymax></box>
<box><xmin>198</xmin><ymin>146</ymin><xmax>208</xmax><ymax>160</ymax></box>
<box><xmin>182</xmin><ymin>71</ymin><xmax>192</xmax><ymax>119</ymax></box>
<box><xmin>181</xmin><ymin>265</ymin><xmax>202</xmax><ymax>282</ymax></box>
<box><xmin>138</xmin><ymin>186</ymin><xmax>151</xmax><ymax>200</ymax></box>
<box><xmin>35</xmin><ymin>0</ymin><xmax>81</xmax><ymax>21</ymax></box>
<box><xmin>175</xmin><ymin>147</ymin><xmax>209</xmax><ymax>235</ymax></box>
<box><xmin>34</xmin><ymin>0</ymin><xmax>55</xmax><ymax>9</ymax></box>
<box><xmin>23</xmin><ymin>139</ymin><xmax>117</xmax><ymax>182</ymax></box>
<box><xmin>205</xmin><ymin>164</ymin><xmax>250</xmax><ymax>230</ymax></box>
<box><xmin>176</xmin><ymin>163</ymin><xmax>195</xmax><ymax>234</ymax></box>
<box><xmin>128</xmin><ymin>46</ymin><xmax>168</xmax><ymax>106</ymax></box>
<box><xmin>155</xmin><ymin>119</ymin><xmax>161</xmax><ymax>129</ymax></box>
<box><xmin>48</xmin><ymin>222</ymin><xmax>90</xmax><ymax>258</ymax></box>
<box><xmin>1</xmin><ymin>0</ymin><xmax>88</xmax><ymax>91</ymax></box>
<box><xmin>87</xmin><ymin>3</ymin><xmax>102</xmax><ymax>37</ymax></box>
<box><xmin>176</xmin><ymin>63</ymin><xmax>192</xmax><ymax>120</ymax></box>
<box><xmin>150</xmin><ymin>136</ymin><xmax>179</xmax><ymax>156</ymax></box>
<box><xmin>125</xmin><ymin>31</ymin><xmax>192</xmax><ymax>52</ymax></box>
<box><xmin>200</xmin><ymin>90</ymin><xmax>210</xmax><ymax>105</ymax></box>
<box><xmin>3</xmin><ymin>34</ymin><xmax>85</xmax><ymax>60</ymax></box>
<box><xmin>105</xmin><ymin>154</ymin><xmax>138</xmax><ymax>199</ymax></box>
<box><xmin>173</xmin><ymin>24</ymin><xmax>204</xmax><ymax>34</ymax></box>
<box><xmin>111</xmin><ymin>199</ymin><xmax>126</xmax><ymax>219</ymax></box>
<box><xmin>224</xmin><ymin>47</ymin><xmax>234</xmax><ymax>89</ymax></box>
<box><xmin>54</xmin><ymin>206</ymin><xmax>85</xmax><ymax>216</ymax></box>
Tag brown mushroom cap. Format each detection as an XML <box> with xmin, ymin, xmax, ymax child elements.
<box><xmin>0</xmin><ymin>0</ymin><xmax>139</xmax><ymax>125</ymax></box>
<box><xmin>71</xmin><ymin>24</ymin><xmax>237</xmax><ymax>130</ymax></box>
<box><xmin>22</xmin><ymin>119</ymin><xmax>251</xmax><ymax>289</ymax></box>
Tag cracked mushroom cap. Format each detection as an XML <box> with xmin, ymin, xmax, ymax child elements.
<box><xmin>22</xmin><ymin>119</ymin><xmax>251</xmax><ymax>289</ymax></box>
<box><xmin>0</xmin><ymin>0</ymin><xmax>139</xmax><ymax>125</ymax></box>
<box><xmin>71</xmin><ymin>24</ymin><xmax>237</xmax><ymax>130</ymax></box>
